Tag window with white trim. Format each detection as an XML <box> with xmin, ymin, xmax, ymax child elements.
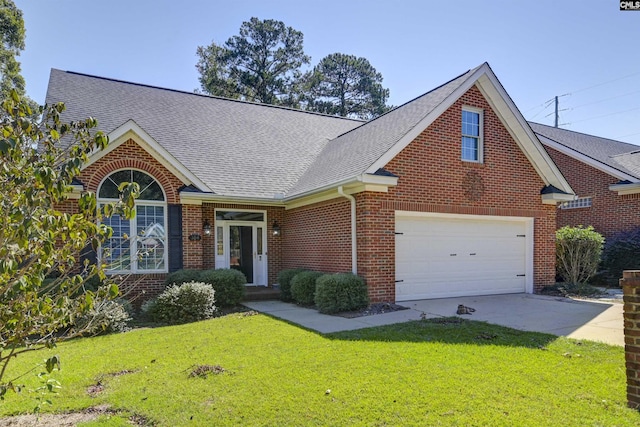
<box><xmin>462</xmin><ymin>108</ymin><xmax>483</xmax><ymax>162</ymax></box>
<box><xmin>98</xmin><ymin>169</ymin><xmax>167</xmax><ymax>273</ymax></box>
<box><xmin>560</xmin><ymin>197</ymin><xmax>592</xmax><ymax>210</ymax></box>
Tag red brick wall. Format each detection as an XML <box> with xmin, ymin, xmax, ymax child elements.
<box><xmin>281</xmin><ymin>85</ymin><xmax>557</xmax><ymax>302</ymax></box>
<box><xmin>546</xmin><ymin>146</ymin><xmax>640</xmax><ymax>239</ymax></box>
<box><xmin>75</xmin><ymin>139</ymin><xmax>192</xmax><ymax>298</ymax></box>
<box><xmin>282</xmin><ymin>199</ymin><xmax>352</xmax><ymax>274</ymax></box>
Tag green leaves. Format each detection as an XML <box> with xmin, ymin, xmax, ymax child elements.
<box><xmin>0</xmin><ymin>87</ymin><xmax>130</xmax><ymax>401</ymax></box>
<box><xmin>556</xmin><ymin>225</ymin><xmax>605</xmax><ymax>285</ymax></box>
<box><xmin>44</xmin><ymin>356</ymin><xmax>60</xmax><ymax>374</ymax></box>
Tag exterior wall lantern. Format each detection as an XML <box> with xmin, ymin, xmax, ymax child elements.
<box><xmin>272</xmin><ymin>220</ymin><xmax>281</xmax><ymax>236</ymax></box>
<box><xmin>203</xmin><ymin>220</ymin><xmax>212</xmax><ymax>236</ymax></box>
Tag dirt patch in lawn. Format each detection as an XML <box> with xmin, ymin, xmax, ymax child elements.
<box><xmin>336</xmin><ymin>302</ymin><xmax>409</xmax><ymax>318</ymax></box>
<box><xmin>0</xmin><ymin>405</ymin><xmax>136</xmax><ymax>427</ymax></box>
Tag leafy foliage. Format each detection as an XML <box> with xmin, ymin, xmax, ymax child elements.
<box><xmin>601</xmin><ymin>227</ymin><xmax>640</xmax><ymax>285</ymax></box>
<box><xmin>196</xmin><ymin>17</ymin><xmax>310</xmax><ymax>105</ymax></box>
<box><xmin>0</xmin><ymin>1</ymin><xmax>28</xmax><ymax>102</ymax></box>
<box><xmin>556</xmin><ymin>226</ymin><xmax>605</xmax><ymax>285</ymax></box>
<box><xmin>164</xmin><ymin>269</ymin><xmax>203</xmax><ymax>287</ymax></box>
<box><xmin>302</xmin><ymin>53</ymin><xmax>390</xmax><ymax>119</ymax></box>
<box><xmin>277</xmin><ymin>268</ymin><xmax>306</xmax><ymax>302</ymax></box>
<box><xmin>314</xmin><ymin>273</ymin><xmax>369</xmax><ymax>314</ymax></box>
<box><xmin>198</xmin><ymin>269</ymin><xmax>246</xmax><ymax>307</ymax></box>
<box><xmin>290</xmin><ymin>271</ymin><xmax>323</xmax><ymax>305</ymax></box>
<box><xmin>0</xmin><ymin>90</ymin><xmax>138</xmax><ymax>397</ymax></box>
<box><xmin>74</xmin><ymin>298</ymin><xmax>132</xmax><ymax>335</ymax></box>
<box><xmin>142</xmin><ymin>282</ymin><xmax>216</xmax><ymax>325</ymax></box>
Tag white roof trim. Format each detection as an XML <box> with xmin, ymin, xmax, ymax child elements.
<box><xmin>83</xmin><ymin>120</ymin><xmax>212</xmax><ymax>192</ymax></box>
<box><xmin>366</xmin><ymin>63</ymin><xmax>574</xmax><ymax>195</ymax></box>
<box><xmin>609</xmin><ymin>182</ymin><xmax>640</xmax><ymax>195</ymax></box>
<box><xmin>366</xmin><ymin>67</ymin><xmax>484</xmax><ymax>174</ymax></box>
<box><xmin>541</xmin><ymin>192</ymin><xmax>576</xmax><ymax>205</ymax></box>
<box><xmin>537</xmin><ymin>133</ymin><xmax>639</xmax><ymax>183</ymax></box>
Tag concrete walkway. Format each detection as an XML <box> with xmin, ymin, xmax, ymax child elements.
<box><xmin>243</xmin><ymin>293</ymin><xmax>624</xmax><ymax>346</ymax></box>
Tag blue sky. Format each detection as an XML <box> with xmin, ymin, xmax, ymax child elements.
<box><xmin>14</xmin><ymin>0</ymin><xmax>640</xmax><ymax>144</ymax></box>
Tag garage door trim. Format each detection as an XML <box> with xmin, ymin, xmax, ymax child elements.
<box><xmin>395</xmin><ymin>211</ymin><xmax>534</xmax><ymax>299</ymax></box>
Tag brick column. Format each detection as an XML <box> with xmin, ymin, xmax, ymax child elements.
<box><xmin>622</xmin><ymin>270</ymin><xmax>640</xmax><ymax>409</ymax></box>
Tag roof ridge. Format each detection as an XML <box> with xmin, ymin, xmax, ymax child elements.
<box><xmin>56</xmin><ymin>69</ymin><xmax>364</xmax><ymax>123</ymax></box>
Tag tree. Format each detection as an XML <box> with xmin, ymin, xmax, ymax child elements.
<box><xmin>0</xmin><ymin>0</ymin><xmax>29</xmax><ymax>101</ymax></box>
<box><xmin>196</xmin><ymin>17</ymin><xmax>310</xmax><ymax>105</ymax></box>
<box><xmin>0</xmin><ymin>91</ymin><xmax>137</xmax><ymax>400</ymax></box>
<box><xmin>302</xmin><ymin>53</ymin><xmax>391</xmax><ymax>119</ymax></box>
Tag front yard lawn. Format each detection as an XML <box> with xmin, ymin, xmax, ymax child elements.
<box><xmin>0</xmin><ymin>312</ymin><xmax>638</xmax><ymax>426</ymax></box>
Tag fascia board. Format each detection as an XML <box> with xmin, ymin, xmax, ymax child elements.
<box><xmin>537</xmin><ymin>134</ymin><xmax>639</xmax><ymax>183</ymax></box>
<box><xmin>609</xmin><ymin>182</ymin><xmax>640</xmax><ymax>195</ymax></box>
<box><xmin>84</xmin><ymin>120</ymin><xmax>212</xmax><ymax>192</ymax></box>
<box><xmin>474</xmin><ymin>73</ymin><xmax>574</xmax><ymax>195</ymax></box>
<box><xmin>365</xmin><ymin>65</ymin><xmax>487</xmax><ymax>175</ymax></box>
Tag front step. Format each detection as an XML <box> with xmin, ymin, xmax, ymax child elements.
<box><xmin>244</xmin><ymin>286</ymin><xmax>281</xmax><ymax>301</ymax></box>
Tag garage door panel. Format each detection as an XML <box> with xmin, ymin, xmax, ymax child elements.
<box><xmin>395</xmin><ymin>214</ymin><xmax>528</xmax><ymax>301</ymax></box>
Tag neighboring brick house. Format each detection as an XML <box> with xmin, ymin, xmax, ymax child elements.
<box><xmin>48</xmin><ymin>62</ymin><xmax>574</xmax><ymax>303</ymax></box>
<box><xmin>532</xmin><ymin>122</ymin><xmax>640</xmax><ymax>240</ymax></box>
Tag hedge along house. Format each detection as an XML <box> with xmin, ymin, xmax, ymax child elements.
<box><xmin>532</xmin><ymin>122</ymin><xmax>640</xmax><ymax>240</ymax></box>
<box><xmin>48</xmin><ymin>62</ymin><xmax>574</xmax><ymax>303</ymax></box>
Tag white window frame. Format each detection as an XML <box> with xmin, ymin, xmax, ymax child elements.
<box><xmin>97</xmin><ymin>169</ymin><xmax>168</xmax><ymax>274</ymax></box>
<box><xmin>461</xmin><ymin>107</ymin><xmax>483</xmax><ymax>163</ymax></box>
<box><xmin>560</xmin><ymin>196</ymin><xmax>592</xmax><ymax>210</ymax></box>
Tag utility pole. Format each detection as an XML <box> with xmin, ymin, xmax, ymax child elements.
<box><xmin>554</xmin><ymin>96</ymin><xmax>559</xmax><ymax>128</ymax></box>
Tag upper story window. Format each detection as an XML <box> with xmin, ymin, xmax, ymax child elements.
<box><xmin>98</xmin><ymin>169</ymin><xmax>167</xmax><ymax>273</ymax></box>
<box><xmin>462</xmin><ymin>108</ymin><xmax>483</xmax><ymax>162</ymax></box>
<box><xmin>560</xmin><ymin>196</ymin><xmax>592</xmax><ymax>210</ymax></box>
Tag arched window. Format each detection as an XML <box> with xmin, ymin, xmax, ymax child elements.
<box><xmin>98</xmin><ymin>169</ymin><xmax>167</xmax><ymax>273</ymax></box>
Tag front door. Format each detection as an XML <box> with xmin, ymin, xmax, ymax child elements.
<box><xmin>214</xmin><ymin>210</ymin><xmax>267</xmax><ymax>286</ymax></box>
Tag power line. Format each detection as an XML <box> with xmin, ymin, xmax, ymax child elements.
<box><xmin>568</xmin><ymin>70</ymin><xmax>640</xmax><ymax>95</ymax></box>
<box><xmin>566</xmin><ymin>105</ymin><xmax>640</xmax><ymax>125</ymax></box>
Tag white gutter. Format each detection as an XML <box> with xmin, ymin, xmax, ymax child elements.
<box><xmin>338</xmin><ymin>186</ymin><xmax>357</xmax><ymax>275</ymax></box>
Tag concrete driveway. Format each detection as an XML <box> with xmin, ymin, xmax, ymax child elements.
<box><xmin>244</xmin><ymin>293</ymin><xmax>623</xmax><ymax>346</ymax></box>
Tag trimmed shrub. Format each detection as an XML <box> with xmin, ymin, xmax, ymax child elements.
<box><xmin>601</xmin><ymin>227</ymin><xmax>640</xmax><ymax>286</ymax></box>
<box><xmin>315</xmin><ymin>273</ymin><xmax>369</xmax><ymax>314</ymax></box>
<box><xmin>143</xmin><ymin>281</ymin><xmax>216</xmax><ymax>325</ymax></box>
<box><xmin>164</xmin><ymin>269</ymin><xmax>203</xmax><ymax>286</ymax></box>
<box><xmin>75</xmin><ymin>297</ymin><xmax>132</xmax><ymax>335</ymax></box>
<box><xmin>277</xmin><ymin>268</ymin><xmax>306</xmax><ymax>302</ymax></box>
<box><xmin>199</xmin><ymin>269</ymin><xmax>246</xmax><ymax>307</ymax></box>
<box><xmin>556</xmin><ymin>225</ymin><xmax>604</xmax><ymax>286</ymax></box>
<box><xmin>290</xmin><ymin>271</ymin><xmax>323</xmax><ymax>305</ymax></box>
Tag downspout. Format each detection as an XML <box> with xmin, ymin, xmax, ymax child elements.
<box><xmin>338</xmin><ymin>186</ymin><xmax>357</xmax><ymax>275</ymax></box>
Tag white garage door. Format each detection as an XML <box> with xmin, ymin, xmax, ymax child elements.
<box><xmin>395</xmin><ymin>213</ymin><xmax>531</xmax><ymax>301</ymax></box>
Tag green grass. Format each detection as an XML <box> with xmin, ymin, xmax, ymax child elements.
<box><xmin>1</xmin><ymin>313</ymin><xmax>639</xmax><ymax>426</ymax></box>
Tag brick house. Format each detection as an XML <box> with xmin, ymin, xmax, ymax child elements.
<box><xmin>48</xmin><ymin>62</ymin><xmax>574</xmax><ymax>303</ymax></box>
<box><xmin>532</xmin><ymin>122</ymin><xmax>640</xmax><ymax>240</ymax></box>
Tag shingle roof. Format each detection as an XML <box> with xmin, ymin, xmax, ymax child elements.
<box><xmin>287</xmin><ymin>67</ymin><xmax>479</xmax><ymax>196</ymax></box>
<box><xmin>530</xmin><ymin>122</ymin><xmax>640</xmax><ymax>180</ymax></box>
<box><xmin>45</xmin><ymin>69</ymin><xmax>363</xmax><ymax>199</ymax></box>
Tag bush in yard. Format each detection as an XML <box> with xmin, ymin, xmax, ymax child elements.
<box><xmin>198</xmin><ymin>269</ymin><xmax>246</xmax><ymax>307</ymax></box>
<box><xmin>74</xmin><ymin>298</ymin><xmax>132</xmax><ymax>335</ymax></box>
<box><xmin>164</xmin><ymin>269</ymin><xmax>203</xmax><ymax>286</ymax></box>
<box><xmin>600</xmin><ymin>227</ymin><xmax>640</xmax><ymax>286</ymax></box>
<box><xmin>143</xmin><ymin>282</ymin><xmax>216</xmax><ymax>325</ymax></box>
<box><xmin>556</xmin><ymin>225</ymin><xmax>605</xmax><ymax>287</ymax></box>
<box><xmin>277</xmin><ymin>268</ymin><xmax>306</xmax><ymax>302</ymax></box>
<box><xmin>290</xmin><ymin>271</ymin><xmax>323</xmax><ymax>305</ymax></box>
<box><xmin>315</xmin><ymin>273</ymin><xmax>369</xmax><ymax>314</ymax></box>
